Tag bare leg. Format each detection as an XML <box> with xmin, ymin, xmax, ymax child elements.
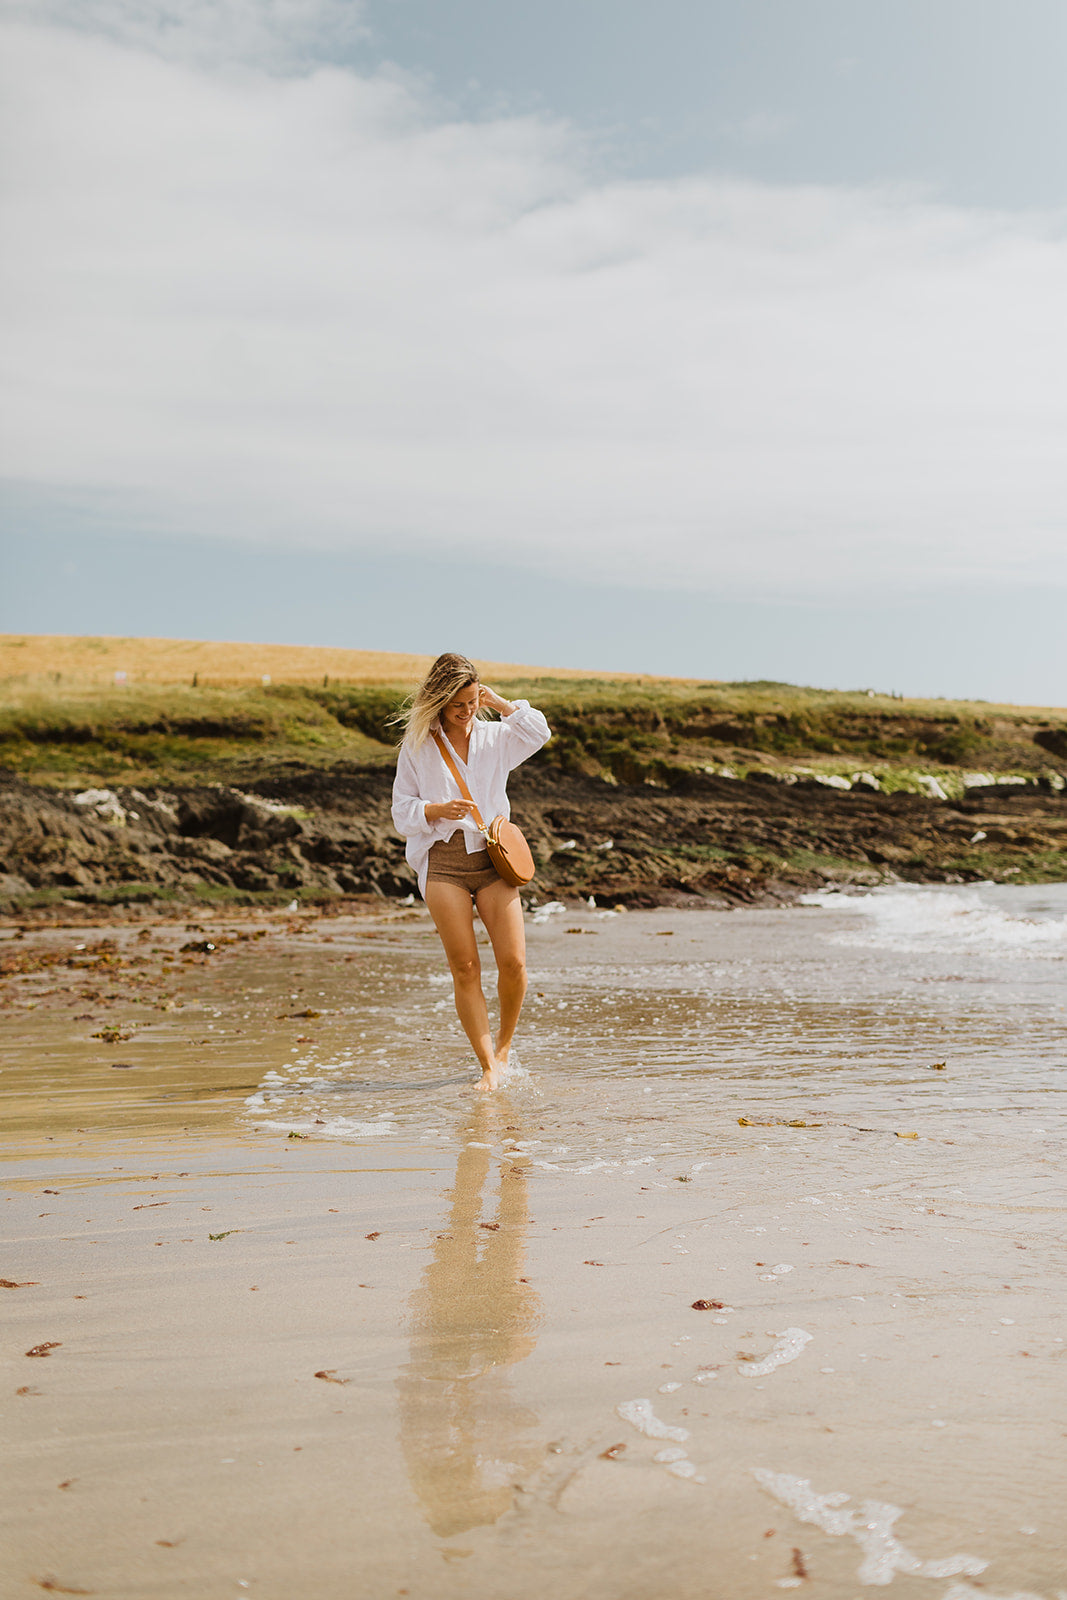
<box><xmin>475</xmin><ymin>878</ymin><xmax>527</xmax><ymax>1068</ymax></box>
<box><xmin>424</xmin><ymin>881</ymin><xmax>500</xmax><ymax>1088</ymax></box>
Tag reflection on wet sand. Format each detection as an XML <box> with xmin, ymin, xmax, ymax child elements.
<box><xmin>397</xmin><ymin>1101</ymin><xmax>543</xmax><ymax>1537</ymax></box>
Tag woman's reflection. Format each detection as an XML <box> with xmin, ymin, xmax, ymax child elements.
<box><xmin>397</xmin><ymin>1100</ymin><xmax>542</xmax><ymax>1536</ymax></box>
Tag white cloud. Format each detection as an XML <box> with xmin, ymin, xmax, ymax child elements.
<box><xmin>1</xmin><ymin>0</ymin><xmax>365</xmax><ymax>69</ymax></box>
<box><xmin>2</xmin><ymin>14</ymin><xmax>1066</xmax><ymax>600</ymax></box>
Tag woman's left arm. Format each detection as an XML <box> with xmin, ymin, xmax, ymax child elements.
<box><xmin>478</xmin><ymin>686</ymin><xmax>518</xmax><ymax>718</ymax></box>
<box><xmin>479</xmin><ymin>686</ymin><xmax>550</xmax><ymax>764</ymax></box>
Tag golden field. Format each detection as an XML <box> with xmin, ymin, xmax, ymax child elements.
<box><xmin>0</xmin><ymin>634</ymin><xmax>648</xmax><ymax>689</ymax></box>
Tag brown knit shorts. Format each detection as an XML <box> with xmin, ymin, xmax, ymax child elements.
<box><xmin>425</xmin><ymin>830</ymin><xmax>501</xmax><ymax>896</ymax></box>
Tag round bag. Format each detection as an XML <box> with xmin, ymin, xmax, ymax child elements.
<box><xmin>485</xmin><ymin>815</ymin><xmax>536</xmax><ymax>887</ymax></box>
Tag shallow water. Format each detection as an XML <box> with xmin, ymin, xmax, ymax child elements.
<box><xmin>6</xmin><ymin>885</ymin><xmax>1061</xmax><ymax>1165</ymax></box>
<box><xmin>241</xmin><ymin>884</ymin><xmax>1067</xmax><ymax>1180</ymax></box>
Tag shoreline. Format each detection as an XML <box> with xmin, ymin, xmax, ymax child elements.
<box><xmin>4</xmin><ymin>900</ymin><xmax>1066</xmax><ymax>1597</ymax></box>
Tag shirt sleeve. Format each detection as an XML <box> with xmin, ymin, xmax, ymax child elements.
<box><xmin>391</xmin><ymin>743</ymin><xmax>433</xmax><ymax>840</ymax></box>
<box><xmin>497</xmin><ymin>700</ymin><xmax>551</xmax><ymax>770</ymax></box>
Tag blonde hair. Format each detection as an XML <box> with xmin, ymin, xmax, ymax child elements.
<box><xmin>395</xmin><ymin>652</ymin><xmax>482</xmax><ymax>749</ymax></box>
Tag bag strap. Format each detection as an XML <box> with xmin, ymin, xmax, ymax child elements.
<box><xmin>431</xmin><ymin>731</ymin><xmax>488</xmax><ymax>834</ymax></box>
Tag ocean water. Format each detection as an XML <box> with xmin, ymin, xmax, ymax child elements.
<box><xmin>244</xmin><ymin>882</ymin><xmax>1067</xmax><ymax>1172</ymax></box>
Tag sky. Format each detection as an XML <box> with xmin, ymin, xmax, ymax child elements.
<box><xmin>2</xmin><ymin>0</ymin><xmax>1065</xmax><ymax>701</ymax></box>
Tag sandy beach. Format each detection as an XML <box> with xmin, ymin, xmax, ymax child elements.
<box><xmin>3</xmin><ymin>896</ymin><xmax>1066</xmax><ymax>1599</ymax></box>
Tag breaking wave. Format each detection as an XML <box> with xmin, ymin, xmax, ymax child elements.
<box><xmin>800</xmin><ymin>882</ymin><xmax>1067</xmax><ymax>958</ymax></box>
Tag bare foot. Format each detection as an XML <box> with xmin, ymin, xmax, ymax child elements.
<box><xmin>477</xmin><ymin>1061</ymin><xmax>502</xmax><ymax>1091</ymax></box>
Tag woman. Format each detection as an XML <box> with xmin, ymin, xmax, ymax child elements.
<box><xmin>391</xmin><ymin>653</ymin><xmax>551</xmax><ymax>1090</ymax></box>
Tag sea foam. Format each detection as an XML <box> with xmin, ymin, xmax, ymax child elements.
<box><xmin>752</xmin><ymin>1469</ymin><xmax>987</xmax><ymax>1585</ymax></box>
<box><xmin>801</xmin><ymin>883</ymin><xmax>1067</xmax><ymax>958</ymax></box>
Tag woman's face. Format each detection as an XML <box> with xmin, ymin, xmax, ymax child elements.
<box><xmin>442</xmin><ymin>682</ymin><xmax>480</xmax><ymax>737</ymax></box>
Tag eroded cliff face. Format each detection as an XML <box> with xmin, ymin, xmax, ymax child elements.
<box><xmin>0</xmin><ymin>770</ymin><xmax>409</xmax><ymax>906</ymax></box>
<box><xmin>2</xmin><ymin>766</ymin><xmax>1065</xmax><ymax>915</ymax></box>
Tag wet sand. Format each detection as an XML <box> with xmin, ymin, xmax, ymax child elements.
<box><xmin>2</xmin><ymin>905</ymin><xmax>1065</xmax><ymax>1599</ymax></box>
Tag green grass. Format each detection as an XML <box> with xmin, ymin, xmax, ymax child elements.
<box><xmin>669</xmin><ymin>843</ymin><xmax>737</xmax><ymax>863</ymax></box>
<box><xmin>8</xmin><ymin>883</ymin><xmax>177</xmax><ymax>909</ymax></box>
<box><xmin>0</xmin><ymin>672</ymin><xmax>1064</xmax><ymax>790</ymax></box>
<box><xmin>0</xmin><ymin>681</ymin><xmax>392</xmax><ymax>784</ymax></box>
<box><xmin>506</xmin><ymin>681</ymin><xmax>1064</xmax><ymax>782</ymax></box>
<box><xmin>778</xmin><ymin>846</ymin><xmax>880</xmax><ymax>876</ymax></box>
<box><xmin>7</xmin><ymin>880</ymin><xmax>351</xmax><ymax>911</ymax></box>
<box><xmin>931</xmin><ymin>848</ymin><xmax>1067</xmax><ymax>885</ymax></box>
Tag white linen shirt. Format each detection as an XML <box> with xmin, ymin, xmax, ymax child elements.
<box><xmin>391</xmin><ymin>700</ymin><xmax>550</xmax><ymax>896</ymax></box>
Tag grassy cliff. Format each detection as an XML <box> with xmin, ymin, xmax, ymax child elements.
<box><xmin>1</xmin><ymin>670</ymin><xmax>1064</xmax><ymax>795</ymax></box>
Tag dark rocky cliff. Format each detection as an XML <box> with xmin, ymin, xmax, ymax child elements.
<box><xmin>2</xmin><ymin>766</ymin><xmax>1064</xmax><ymax>914</ymax></box>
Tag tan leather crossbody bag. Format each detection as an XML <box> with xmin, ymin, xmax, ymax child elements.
<box><xmin>431</xmin><ymin>732</ymin><xmax>536</xmax><ymax>887</ymax></box>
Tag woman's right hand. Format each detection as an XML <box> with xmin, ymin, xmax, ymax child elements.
<box><xmin>425</xmin><ymin>799</ymin><xmax>477</xmax><ymax>824</ymax></box>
